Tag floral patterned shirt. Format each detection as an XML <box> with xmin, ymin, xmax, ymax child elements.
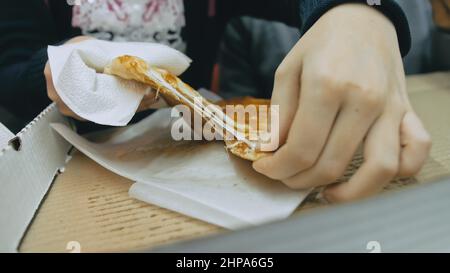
<box><xmin>72</xmin><ymin>0</ymin><xmax>186</xmax><ymax>51</ymax></box>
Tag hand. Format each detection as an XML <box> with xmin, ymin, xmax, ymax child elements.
<box><xmin>253</xmin><ymin>4</ymin><xmax>431</xmax><ymax>203</ymax></box>
<box><xmin>44</xmin><ymin>36</ymin><xmax>159</xmax><ymax>120</ymax></box>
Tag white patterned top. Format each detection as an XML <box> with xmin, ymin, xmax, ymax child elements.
<box><xmin>72</xmin><ymin>0</ymin><xmax>186</xmax><ymax>51</ymax></box>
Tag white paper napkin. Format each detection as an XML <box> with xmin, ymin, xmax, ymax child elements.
<box><xmin>47</xmin><ymin>40</ymin><xmax>191</xmax><ymax>126</ymax></box>
<box><xmin>50</xmin><ymin>109</ymin><xmax>310</xmax><ymax>229</ymax></box>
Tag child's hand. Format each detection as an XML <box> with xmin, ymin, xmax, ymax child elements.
<box><xmin>253</xmin><ymin>4</ymin><xmax>431</xmax><ymax>202</ymax></box>
<box><xmin>44</xmin><ymin>36</ymin><xmax>158</xmax><ymax>120</ymax></box>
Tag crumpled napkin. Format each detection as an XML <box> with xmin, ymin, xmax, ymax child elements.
<box><xmin>47</xmin><ymin>39</ymin><xmax>191</xmax><ymax>126</ymax></box>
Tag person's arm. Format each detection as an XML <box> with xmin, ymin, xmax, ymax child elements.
<box><xmin>217</xmin><ymin>0</ymin><xmax>411</xmax><ymax>57</ymax></box>
<box><xmin>0</xmin><ymin>0</ymin><xmax>65</xmax><ymax>120</ymax></box>
<box><xmin>0</xmin><ymin>51</ymin><xmax>50</xmax><ymax>120</ymax></box>
<box><xmin>298</xmin><ymin>0</ymin><xmax>411</xmax><ymax>57</ymax></box>
<box><xmin>0</xmin><ymin>0</ymin><xmax>156</xmax><ymax>123</ymax></box>
<box><xmin>215</xmin><ymin>0</ymin><xmax>301</xmax><ymax>27</ymax></box>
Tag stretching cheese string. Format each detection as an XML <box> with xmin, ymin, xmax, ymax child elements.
<box><xmin>146</xmin><ymin>69</ymin><xmax>257</xmax><ymax>150</ymax></box>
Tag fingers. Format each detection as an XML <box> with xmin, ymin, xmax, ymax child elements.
<box><xmin>397</xmin><ymin>111</ymin><xmax>432</xmax><ymax>177</ymax></box>
<box><xmin>280</xmin><ymin>97</ymin><xmax>379</xmax><ymax>189</ymax></box>
<box><xmin>269</xmin><ymin>45</ymin><xmax>304</xmax><ymax>146</ymax></box>
<box><xmin>253</xmin><ymin>76</ymin><xmax>341</xmax><ymax>180</ymax></box>
<box><xmin>323</xmin><ymin>111</ymin><xmax>403</xmax><ymax>203</ymax></box>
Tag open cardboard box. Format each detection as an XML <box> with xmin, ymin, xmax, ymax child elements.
<box><xmin>1</xmin><ymin>72</ymin><xmax>450</xmax><ymax>253</ymax></box>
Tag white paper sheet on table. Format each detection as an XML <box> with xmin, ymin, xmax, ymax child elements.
<box><xmin>51</xmin><ymin>109</ymin><xmax>310</xmax><ymax>229</ymax></box>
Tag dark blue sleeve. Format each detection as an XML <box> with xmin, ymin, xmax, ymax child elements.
<box><xmin>0</xmin><ymin>1</ymin><xmax>54</xmax><ymax>120</ymax></box>
<box><xmin>0</xmin><ymin>49</ymin><xmax>51</xmax><ymax>120</ymax></box>
<box><xmin>0</xmin><ymin>0</ymin><xmax>77</xmax><ymax>120</ymax></box>
<box><xmin>299</xmin><ymin>0</ymin><xmax>411</xmax><ymax>57</ymax></box>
